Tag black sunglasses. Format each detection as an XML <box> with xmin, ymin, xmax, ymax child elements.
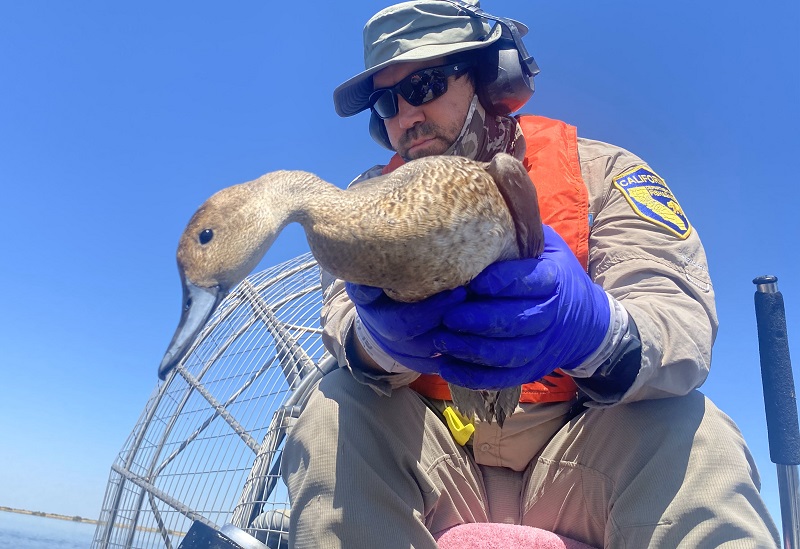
<box><xmin>369</xmin><ymin>62</ymin><xmax>472</xmax><ymax>120</ymax></box>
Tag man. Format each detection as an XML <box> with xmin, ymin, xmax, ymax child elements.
<box><xmin>281</xmin><ymin>1</ymin><xmax>780</xmax><ymax>547</ymax></box>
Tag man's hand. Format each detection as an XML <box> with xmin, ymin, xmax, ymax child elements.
<box><xmin>433</xmin><ymin>224</ymin><xmax>611</xmax><ymax>388</ymax></box>
<box><xmin>346</xmin><ymin>283</ymin><xmax>467</xmax><ymax>375</ymax></box>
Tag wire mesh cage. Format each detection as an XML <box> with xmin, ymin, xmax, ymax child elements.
<box><xmin>92</xmin><ymin>252</ymin><xmax>336</xmax><ymax>549</ymax></box>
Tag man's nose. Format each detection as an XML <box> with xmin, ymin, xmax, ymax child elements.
<box><xmin>395</xmin><ymin>96</ymin><xmax>425</xmax><ymax>130</ymax></box>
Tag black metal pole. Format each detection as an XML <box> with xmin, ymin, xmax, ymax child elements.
<box><xmin>754</xmin><ymin>275</ymin><xmax>800</xmax><ymax>549</ymax></box>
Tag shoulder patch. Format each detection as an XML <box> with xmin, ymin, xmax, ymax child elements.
<box><xmin>612</xmin><ymin>166</ymin><xmax>691</xmax><ymax>239</ymax></box>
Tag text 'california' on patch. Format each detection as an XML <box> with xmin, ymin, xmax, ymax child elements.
<box><xmin>613</xmin><ymin>166</ymin><xmax>691</xmax><ymax>239</ymax></box>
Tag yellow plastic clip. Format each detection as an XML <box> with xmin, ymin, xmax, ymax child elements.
<box><xmin>443</xmin><ymin>406</ymin><xmax>475</xmax><ymax>446</ymax></box>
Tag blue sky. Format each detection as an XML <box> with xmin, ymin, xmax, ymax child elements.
<box><xmin>1</xmin><ymin>0</ymin><xmax>798</xmax><ymax>528</ymax></box>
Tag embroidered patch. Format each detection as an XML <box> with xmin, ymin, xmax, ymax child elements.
<box><xmin>613</xmin><ymin>166</ymin><xmax>691</xmax><ymax>239</ymax></box>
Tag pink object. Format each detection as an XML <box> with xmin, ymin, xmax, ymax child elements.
<box><xmin>435</xmin><ymin>523</ymin><xmax>597</xmax><ymax>549</ymax></box>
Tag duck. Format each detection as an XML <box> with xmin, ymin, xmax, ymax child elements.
<box><xmin>158</xmin><ymin>153</ymin><xmax>544</xmax><ymax>426</ymax></box>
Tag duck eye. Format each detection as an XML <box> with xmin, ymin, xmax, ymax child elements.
<box><xmin>184</xmin><ymin>297</ymin><xmax>192</xmax><ymax>311</ymax></box>
<box><xmin>199</xmin><ymin>229</ymin><xmax>214</xmax><ymax>245</ymax></box>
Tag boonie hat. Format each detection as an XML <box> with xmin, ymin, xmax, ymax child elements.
<box><xmin>333</xmin><ymin>0</ymin><xmax>525</xmax><ymax>117</ymax></box>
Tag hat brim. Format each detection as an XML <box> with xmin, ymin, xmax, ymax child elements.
<box><xmin>333</xmin><ymin>24</ymin><xmax>505</xmax><ymax>118</ymax></box>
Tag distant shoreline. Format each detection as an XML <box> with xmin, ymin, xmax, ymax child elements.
<box><xmin>0</xmin><ymin>506</ymin><xmax>98</xmax><ymax>525</ymax></box>
<box><xmin>0</xmin><ymin>506</ymin><xmax>186</xmax><ymax>536</ymax></box>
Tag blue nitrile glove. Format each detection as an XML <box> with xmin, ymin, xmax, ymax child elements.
<box><xmin>433</xmin><ymin>224</ymin><xmax>611</xmax><ymax>389</ymax></box>
<box><xmin>346</xmin><ymin>282</ymin><xmax>467</xmax><ymax>374</ymax></box>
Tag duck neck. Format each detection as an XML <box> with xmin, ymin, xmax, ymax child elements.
<box><xmin>248</xmin><ymin>169</ymin><xmax>335</xmax><ymax>222</ymax></box>
<box><xmin>247</xmin><ymin>169</ymin><xmax>346</xmax><ymax>260</ymax></box>
<box><xmin>258</xmin><ymin>170</ymin><xmax>390</xmax><ymax>280</ymax></box>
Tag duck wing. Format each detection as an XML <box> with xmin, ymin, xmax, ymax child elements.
<box><xmin>485</xmin><ymin>153</ymin><xmax>543</xmax><ymax>259</ymax></box>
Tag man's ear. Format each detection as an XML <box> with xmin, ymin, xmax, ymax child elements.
<box><xmin>369</xmin><ymin>111</ymin><xmax>395</xmax><ymax>150</ymax></box>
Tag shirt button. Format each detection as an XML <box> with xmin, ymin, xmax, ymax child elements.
<box><xmin>480</xmin><ymin>443</ymin><xmax>492</xmax><ymax>452</ymax></box>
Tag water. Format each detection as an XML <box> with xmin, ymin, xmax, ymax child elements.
<box><xmin>0</xmin><ymin>511</ymin><xmax>96</xmax><ymax>549</ymax></box>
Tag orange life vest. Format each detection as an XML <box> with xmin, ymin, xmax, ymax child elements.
<box><xmin>381</xmin><ymin>115</ymin><xmax>588</xmax><ymax>403</ymax></box>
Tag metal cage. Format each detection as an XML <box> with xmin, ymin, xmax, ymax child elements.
<box><xmin>92</xmin><ymin>253</ymin><xmax>334</xmax><ymax>548</ymax></box>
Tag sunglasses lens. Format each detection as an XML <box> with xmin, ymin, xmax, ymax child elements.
<box><xmin>370</xmin><ymin>89</ymin><xmax>398</xmax><ymax>119</ymax></box>
<box><xmin>403</xmin><ymin>70</ymin><xmax>439</xmax><ymax>106</ymax></box>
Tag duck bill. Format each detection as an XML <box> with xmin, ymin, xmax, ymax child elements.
<box><xmin>158</xmin><ymin>280</ymin><xmax>227</xmax><ymax>380</ymax></box>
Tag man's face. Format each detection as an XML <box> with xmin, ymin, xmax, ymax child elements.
<box><xmin>373</xmin><ymin>57</ymin><xmax>475</xmax><ymax>160</ymax></box>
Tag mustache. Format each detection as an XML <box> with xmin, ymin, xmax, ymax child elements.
<box><xmin>398</xmin><ymin>122</ymin><xmax>438</xmax><ymax>149</ymax></box>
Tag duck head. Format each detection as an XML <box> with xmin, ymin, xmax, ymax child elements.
<box><xmin>157</xmin><ymin>181</ymin><xmax>284</xmax><ymax>380</ymax></box>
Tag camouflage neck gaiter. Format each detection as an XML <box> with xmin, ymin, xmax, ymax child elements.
<box><xmin>443</xmin><ymin>95</ymin><xmax>526</xmax><ymax>163</ymax></box>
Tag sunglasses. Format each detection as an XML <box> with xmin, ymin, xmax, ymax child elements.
<box><xmin>369</xmin><ymin>62</ymin><xmax>472</xmax><ymax>120</ymax></box>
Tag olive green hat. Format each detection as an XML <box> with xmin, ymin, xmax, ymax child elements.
<box><xmin>333</xmin><ymin>1</ymin><xmax>522</xmax><ymax>117</ymax></box>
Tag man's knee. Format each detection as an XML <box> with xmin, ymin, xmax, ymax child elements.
<box><xmin>285</xmin><ymin>367</ymin><xmax>445</xmax><ymax>473</ymax></box>
<box><xmin>574</xmin><ymin>391</ymin><xmax>714</xmax><ymax>459</ymax></box>
<box><xmin>294</xmin><ymin>367</ymin><xmax>431</xmax><ymax>438</ymax></box>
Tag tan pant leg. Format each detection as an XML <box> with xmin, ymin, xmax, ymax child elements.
<box><xmin>521</xmin><ymin>391</ymin><xmax>780</xmax><ymax>548</ymax></box>
<box><xmin>282</xmin><ymin>368</ymin><xmax>489</xmax><ymax>549</ymax></box>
